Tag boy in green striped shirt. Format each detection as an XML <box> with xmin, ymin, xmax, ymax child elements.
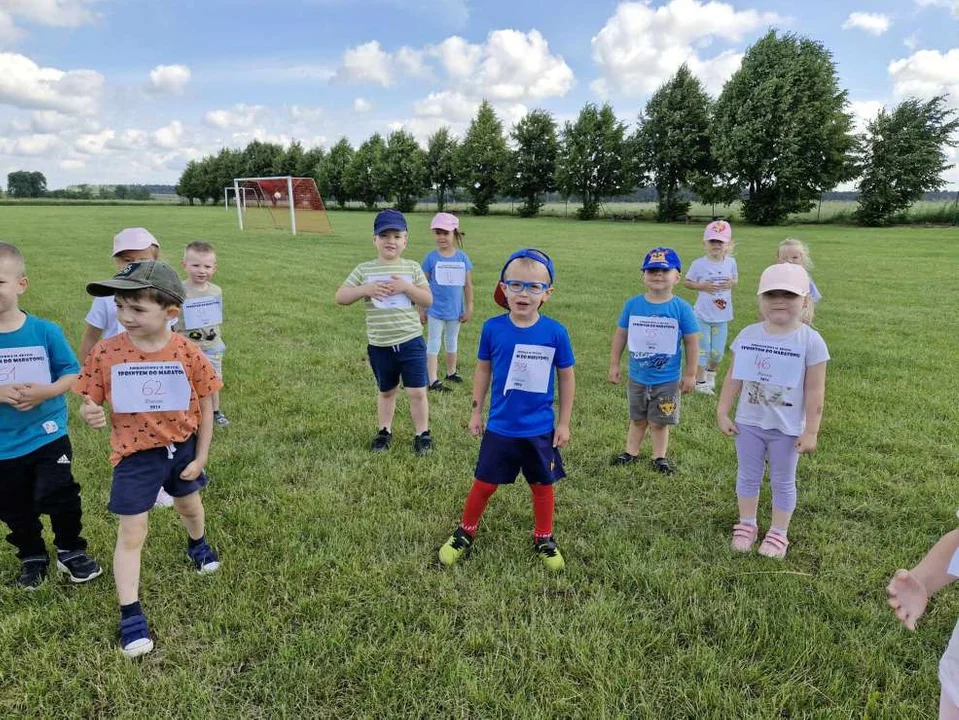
<box><xmin>336</xmin><ymin>209</ymin><xmax>435</xmax><ymax>455</ymax></box>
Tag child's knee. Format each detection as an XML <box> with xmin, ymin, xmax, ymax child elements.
<box><xmin>379</xmin><ymin>387</ymin><xmax>398</xmax><ymax>400</ymax></box>
<box><xmin>117</xmin><ymin>515</ymin><xmax>148</xmax><ymax>547</ymax></box>
<box><xmin>630</xmin><ymin>419</ymin><xmax>647</xmax><ymax>429</ymax></box>
<box><xmin>406</xmin><ymin>386</ymin><xmax>427</xmax><ymax>400</ymax></box>
<box><xmin>173</xmin><ymin>492</ymin><xmax>202</xmax><ymax>516</ymax></box>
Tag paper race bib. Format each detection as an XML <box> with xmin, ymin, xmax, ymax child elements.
<box><xmin>627</xmin><ymin>316</ymin><xmax>678</xmax><ymax>355</ymax></box>
<box><xmin>504</xmin><ymin>344</ymin><xmax>555</xmax><ymax>395</ymax></box>
<box><xmin>369</xmin><ymin>274</ymin><xmax>413</xmax><ymax>309</ymax></box>
<box><xmin>182</xmin><ymin>296</ymin><xmax>223</xmax><ymax>330</ymax></box>
<box><xmin>434</xmin><ymin>261</ymin><xmax>466</xmax><ymax>287</ymax></box>
<box><xmin>0</xmin><ymin>346</ymin><xmax>52</xmax><ymax>385</ymax></box>
<box><xmin>732</xmin><ymin>339</ymin><xmax>804</xmax><ymax>386</ymax></box>
<box><xmin>111</xmin><ymin>362</ymin><xmax>192</xmax><ymax>413</ymax></box>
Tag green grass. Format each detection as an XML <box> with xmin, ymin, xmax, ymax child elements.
<box><xmin>1</xmin><ymin>206</ymin><xmax>958</xmax><ymax>717</ymax></box>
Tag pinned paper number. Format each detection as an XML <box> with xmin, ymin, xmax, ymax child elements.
<box><xmin>627</xmin><ymin>317</ymin><xmax>678</xmax><ymax>355</ymax></box>
<box><xmin>434</xmin><ymin>261</ymin><xmax>466</xmax><ymax>287</ymax></box>
<box><xmin>504</xmin><ymin>344</ymin><xmax>555</xmax><ymax>394</ymax></box>
<box><xmin>369</xmin><ymin>274</ymin><xmax>414</xmax><ymax>309</ymax></box>
<box><xmin>111</xmin><ymin>362</ymin><xmax>191</xmax><ymax>413</ymax></box>
<box><xmin>182</xmin><ymin>297</ymin><xmax>223</xmax><ymax>330</ymax></box>
<box><xmin>0</xmin><ymin>346</ymin><xmax>52</xmax><ymax>386</ymax></box>
<box><xmin>732</xmin><ymin>341</ymin><xmax>804</xmax><ymax>386</ymax></box>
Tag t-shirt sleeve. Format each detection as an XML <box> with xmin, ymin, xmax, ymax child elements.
<box><xmin>85</xmin><ymin>297</ymin><xmax>107</xmax><ymax>330</ymax></box>
<box><xmin>679</xmin><ymin>301</ymin><xmax>700</xmax><ymax>335</ymax></box>
<box><xmin>809</xmin><ymin>278</ymin><xmax>822</xmax><ymax>303</ymax></box>
<box><xmin>46</xmin><ymin>323</ymin><xmax>80</xmax><ymax>379</ymax></box>
<box><xmin>462</xmin><ymin>252</ymin><xmax>473</xmax><ymax>271</ymax></box>
<box><xmin>617</xmin><ymin>300</ymin><xmax>632</xmax><ymax>329</ymax></box>
<box><xmin>686</xmin><ymin>259</ymin><xmax>703</xmax><ymax>282</ymax></box>
<box><xmin>477</xmin><ymin>320</ymin><xmax>492</xmax><ymax>361</ymax></box>
<box><xmin>343</xmin><ymin>264</ymin><xmax>365</xmax><ymax>288</ymax></box>
<box><xmin>554</xmin><ymin>324</ymin><xmax>575</xmax><ymax>369</ymax></box>
<box><xmin>806</xmin><ymin>330</ymin><xmax>830</xmax><ymax>366</ymax></box>
<box><xmin>730</xmin><ymin>258</ymin><xmax>738</xmax><ymax>280</ymax></box>
<box><xmin>730</xmin><ymin>328</ymin><xmax>748</xmax><ymax>354</ymax></box>
<box><xmin>73</xmin><ymin>348</ymin><xmax>106</xmax><ymax>404</ymax></box>
<box><xmin>411</xmin><ymin>262</ymin><xmax>428</xmax><ymax>288</ymax></box>
<box><xmin>421</xmin><ymin>252</ymin><xmax>435</xmax><ymax>276</ymax></box>
<box><xmin>187</xmin><ymin>345</ymin><xmax>224</xmax><ymax>398</ymax></box>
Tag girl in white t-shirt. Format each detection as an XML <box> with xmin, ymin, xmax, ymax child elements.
<box><xmin>716</xmin><ymin>263</ymin><xmax>829</xmax><ymax>560</ymax></box>
<box><xmin>777</xmin><ymin>238</ymin><xmax>821</xmax><ymax>324</ymax></box>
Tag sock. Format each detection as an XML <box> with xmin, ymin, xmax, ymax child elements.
<box><xmin>531</xmin><ymin>483</ymin><xmax>555</xmax><ymax>539</ymax></box>
<box><xmin>188</xmin><ymin>534</ymin><xmax>205</xmax><ymax>549</ymax></box>
<box><xmin>739</xmin><ymin>517</ymin><xmax>757</xmax><ymax>527</ymax></box>
<box><xmin>460</xmin><ymin>480</ymin><xmax>497</xmax><ymax>534</ymax></box>
<box><xmin>120</xmin><ymin>601</ymin><xmax>143</xmax><ymax>620</ymax></box>
<box><xmin>770</xmin><ymin>526</ymin><xmax>788</xmax><ymax>538</ymax></box>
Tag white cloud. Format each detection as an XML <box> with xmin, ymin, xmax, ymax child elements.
<box><xmin>590</xmin><ymin>0</ymin><xmax>784</xmax><ymax>97</ymax></box>
<box><xmin>353</xmin><ymin>97</ymin><xmax>372</xmax><ymax>112</ymax></box>
<box><xmin>332</xmin><ymin>41</ymin><xmax>395</xmax><ymax>86</ymax></box>
<box><xmin>147</xmin><ymin>64</ymin><xmax>191</xmax><ymax>95</ymax></box>
<box><xmin>842</xmin><ymin>12</ymin><xmax>891</xmax><ymax>35</ymax></box>
<box><xmin>848</xmin><ymin>100</ymin><xmax>885</xmax><ymax>134</ymax></box>
<box><xmin>30</xmin><ymin>109</ymin><xmax>73</xmax><ymax>132</ymax></box>
<box><xmin>413</xmin><ymin>91</ymin><xmax>477</xmax><ymax>123</ymax></box>
<box><xmin>204</xmin><ymin>104</ymin><xmax>267</xmax><ymax>129</ymax></box>
<box><xmin>73</xmin><ymin>129</ymin><xmax>113</xmax><ymax>154</ymax></box>
<box><xmin>431</xmin><ymin>36</ymin><xmax>482</xmax><ymax>81</ymax></box>
<box><xmin>287</xmin><ymin>105</ymin><xmax>323</xmax><ymax>122</ymax></box>
<box><xmin>914</xmin><ymin>0</ymin><xmax>959</xmax><ymax>19</ymax></box>
<box><xmin>152</xmin><ymin>120</ymin><xmax>184</xmax><ymax>150</ymax></box>
<box><xmin>0</xmin><ymin>132</ymin><xmax>60</xmax><ymax>155</ymax></box>
<box><xmin>904</xmin><ymin>33</ymin><xmax>919</xmax><ymax>50</ymax></box>
<box><xmin>0</xmin><ymin>10</ymin><xmax>23</xmax><ymax>46</ymax></box>
<box><xmin>0</xmin><ymin>1</ymin><xmax>100</xmax><ymax>48</ymax></box>
<box><xmin>888</xmin><ymin>49</ymin><xmax>959</xmax><ymax>108</ymax></box>
<box><xmin>0</xmin><ymin>52</ymin><xmax>102</xmax><ymax>114</ymax></box>
<box><xmin>59</xmin><ymin>158</ymin><xmax>85</xmax><ymax>170</ymax></box>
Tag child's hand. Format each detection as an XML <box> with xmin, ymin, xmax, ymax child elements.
<box><xmin>468</xmin><ymin>410</ymin><xmax>484</xmax><ymax>437</ymax></box>
<box><xmin>680</xmin><ymin>374</ymin><xmax>696</xmax><ymax>393</ymax></box>
<box><xmin>419</xmin><ymin>310</ymin><xmax>428</xmax><ymax>325</ymax></box>
<box><xmin>795</xmin><ymin>431</ymin><xmax>818</xmax><ymax>454</ymax></box>
<box><xmin>459</xmin><ymin>309</ymin><xmax>472</xmax><ymax>323</ymax></box>
<box><xmin>366</xmin><ymin>281</ymin><xmax>392</xmax><ymax>301</ymax></box>
<box><xmin>11</xmin><ymin>382</ymin><xmax>50</xmax><ymax>411</ymax></box>
<box><xmin>717</xmin><ymin>415</ymin><xmax>738</xmax><ymax>436</ymax></box>
<box><xmin>0</xmin><ymin>384</ymin><xmax>22</xmax><ymax>405</ymax></box>
<box><xmin>80</xmin><ymin>396</ymin><xmax>107</xmax><ymax>429</ymax></box>
<box><xmin>388</xmin><ymin>275</ymin><xmax>413</xmax><ymax>294</ymax></box>
<box><xmin>886</xmin><ymin>569</ymin><xmax>928</xmax><ymax>631</ymax></box>
<box><xmin>607</xmin><ymin>365</ymin><xmax>622</xmax><ymax>384</ymax></box>
<box><xmin>553</xmin><ymin>424</ymin><xmax>570</xmax><ymax>448</ymax></box>
<box><xmin>180</xmin><ymin>460</ymin><xmax>204</xmax><ymax>481</ymax></box>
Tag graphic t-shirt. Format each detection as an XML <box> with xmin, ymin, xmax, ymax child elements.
<box><xmin>422</xmin><ymin>249</ymin><xmax>472</xmax><ymax>321</ymax></box>
<box><xmin>478</xmin><ymin>314</ymin><xmax>575</xmax><ymax>438</ymax></box>
<box><xmin>0</xmin><ymin>315</ymin><xmax>79</xmax><ymax>459</ymax></box>
<box><xmin>617</xmin><ymin>295</ymin><xmax>699</xmax><ymax>385</ymax></box>
<box><xmin>343</xmin><ymin>258</ymin><xmax>428</xmax><ymax>347</ymax></box>
<box><xmin>175</xmin><ymin>283</ymin><xmax>225</xmax><ymax>352</ymax></box>
<box><xmin>686</xmin><ymin>256</ymin><xmax>738</xmax><ymax>323</ymax></box>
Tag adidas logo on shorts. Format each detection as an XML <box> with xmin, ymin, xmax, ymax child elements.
<box><xmin>57</xmin><ymin>455</ymin><xmax>70</xmax><ymax>465</ymax></box>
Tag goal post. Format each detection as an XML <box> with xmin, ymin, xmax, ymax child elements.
<box><xmin>232</xmin><ymin>176</ymin><xmax>333</xmax><ymax>235</ymax></box>
<box><xmin>224</xmin><ymin>185</ymin><xmax>257</xmax><ymax>210</ymax></box>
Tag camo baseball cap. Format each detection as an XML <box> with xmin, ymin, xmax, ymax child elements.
<box><xmin>86</xmin><ymin>260</ymin><xmax>186</xmax><ymax>304</ymax></box>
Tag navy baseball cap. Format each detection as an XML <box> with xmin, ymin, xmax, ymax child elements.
<box><xmin>642</xmin><ymin>247</ymin><xmax>682</xmax><ymax>271</ymax></box>
<box><xmin>494</xmin><ymin>248</ymin><xmax>555</xmax><ymax>309</ymax></box>
<box><xmin>373</xmin><ymin>208</ymin><xmax>407</xmax><ymax>235</ymax></box>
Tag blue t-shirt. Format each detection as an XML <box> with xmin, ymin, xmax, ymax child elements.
<box><xmin>478</xmin><ymin>314</ymin><xmax>575</xmax><ymax>438</ymax></box>
<box><xmin>617</xmin><ymin>295</ymin><xmax>699</xmax><ymax>385</ymax></box>
<box><xmin>422</xmin><ymin>249</ymin><xmax>473</xmax><ymax>321</ymax></box>
<box><xmin>0</xmin><ymin>314</ymin><xmax>80</xmax><ymax>460</ymax></box>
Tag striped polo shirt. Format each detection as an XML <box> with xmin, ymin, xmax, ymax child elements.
<box><xmin>344</xmin><ymin>257</ymin><xmax>428</xmax><ymax>347</ymax></box>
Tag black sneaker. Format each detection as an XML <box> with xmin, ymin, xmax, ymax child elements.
<box><xmin>413</xmin><ymin>431</ymin><xmax>434</xmax><ymax>456</ymax></box>
<box><xmin>445</xmin><ymin>372</ymin><xmax>464</xmax><ymax>384</ymax></box>
<box><xmin>56</xmin><ymin>550</ymin><xmax>103</xmax><ymax>583</ymax></box>
<box><xmin>610</xmin><ymin>452</ymin><xmax>638</xmax><ymax>466</ymax></box>
<box><xmin>652</xmin><ymin>457</ymin><xmax>675</xmax><ymax>475</ymax></box>
<box><xmin>17</xmin><ymin>557</ymin><xmax>48</xmax><ymax>590</ymax></box>
<box><xmin>428</xmin><ymin>380</ymin><xmax>452</xmax><ymax>393</ymax></box>
<box><xmin>371</xmin><ymin>428</ymin><xmax>392</xmax><ymax>452</ymax></box>
<box><xmin>213</xmin><ymin>410</ymin><xmax>231</xmax><ymax>427</ymax></box>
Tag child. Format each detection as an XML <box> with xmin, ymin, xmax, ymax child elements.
<box><xmin>608</xmin><ymin>248</ymin><xmax>699</xmax><ymax>475</ymax></box>
<box><xmin>438</xmin><ymin>248</ymin><xmax>574</xmax><ymax>571</ymax></box>
<box><xmin>716</xmin><ymin>263</ymin><xmax>828</xmax><ymax>559</ymax></box>
<box><xmin>777</xmin><ymin>238</ymin><xmax>821</xmax><ymax>324</ymax></box>
<box><xmin>683</xmin><ymin>221</ymin><xmax>738</xmax><ymax>395</ymax></box>
<box><xmin>335</xmin><ymin>209</ymin><xmax>435</xmax><ymax>456</ymax></box>
<box><xmin>0</xmin><ymin>243</ymin><xmax>102</xmax><ymax>589</ymax></box>
<box><xmin>420</xmin><ymin>212</ymin><xmax>473</xmax><ymax>393</ymax></box>
<box><xmin>887</xmin><ymin>528</ymin><xmax>959</xmax><ymax>719</ymax></box>
<box><xmin>175</xmin><ymin>241</ymin><xmax>229</xmax><ymax>427</ymax></box>
<box><xmin>75</xmin><ymin>260</ymin><xmax>222</xmax><ymax>658</ymax></box>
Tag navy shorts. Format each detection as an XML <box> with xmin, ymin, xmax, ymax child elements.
<box><xmin>474</xmin><ymin>430</ymin><xmax>565</xmax><ymax>486</ymax></box>
<box><xmin>109</xmin><ymin>435</ymin><xmax>208</xmax><ymax>515</ymax></box>
<box><xmin>367</xmin><ymin>336</ymin><xmax>428</xmax><ymax>392</ymax></box>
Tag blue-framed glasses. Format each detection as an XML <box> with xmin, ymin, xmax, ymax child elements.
<box><xmin>503</xmin><ymin>280</ymin><xmax>551</xmax><ymax>295</ymax></box>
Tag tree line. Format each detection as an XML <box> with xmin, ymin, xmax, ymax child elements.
<box><xmin>4</xmin><ymin>171</ymin><xmax>156</xmax><ymax>201</ymax></box>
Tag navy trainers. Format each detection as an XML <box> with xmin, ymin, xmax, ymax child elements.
<box><xmin>17</xmin><ymin>557</ymin><xmax>48</xmax><ymax>590</ymax></box>
<box><xmin>187</xmin><ymin>539</ymin><xmax>221</xmax><ymax>574</ymax></box>
<box><xmin>119</xmin><ymin>614</ymin><xmax>154</xmax><ymax>659</ymax></box>
<box><xmin>56</xmin><ymin>550</ymin><xmax>103</xmax><ymax>584</ymax></box>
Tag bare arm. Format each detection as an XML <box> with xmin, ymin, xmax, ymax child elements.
<box><xmin>680</xmin><ymin>333</ymin><xmax>699</xmax><ymax>392</ymax></box>
<box><xmin>716</xmin><ymin>361</ymin><xmax>743</xmax><ymax>435</ymax></box>
<box><xmin>608</xmin><ymin>326</ymin><xmax>627</xmax><ymax>383</ymax></box>
<box><xmin>553</xmin><ymin>366</ymin><xmax>575</xmax><ymax>447</ymax></box>
<box><xmin>795</xmin><ymin>361</ymin><xmax>826</xmax><ymax>453</ymax></box>
<box><xmin>79</xmin><ymin>323</ymin><xmax>103</xmax><ymax>360</ymax></box>
<box><xmin>180</xmin><ymin>395</ymin><xmax>214</xmax><ymax>481</ymax></box>
<box><xmin>467</xmin><ymin>360</ymin><xmax>492</xmax><ymax>435</ymax></box>
<box><xmin>888</xmin><ymin>529</ymin><xmax>959</xmax><ymax>631</ymax></box>
<box><xmin>335</xmin><ymin>284</ymin><xmax>373</xmax><ymax>306</ymax></box>
<box><xmin>461</xmin><ymin>271</ymin><xmax>474</xmax><ymax>322</ymax></box>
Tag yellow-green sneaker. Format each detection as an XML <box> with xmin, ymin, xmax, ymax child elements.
<box><xmin>439</xmin><ymin>527</ymin><xmax>473</xmax><ymax>566</ymax></box>
<box><xmin>534</xmin><ymin>536</ymin><xmax>565</xmax><ymax>572</ymax></box>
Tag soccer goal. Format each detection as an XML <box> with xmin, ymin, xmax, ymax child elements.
<box><xmin>232</xmin><ymin>176</ymin><xmax>333</xmax><ymax>235</ymax></box>
<box><xmin>224</xmin><ymin>185</ymin><xmax>257</xmax><ymax>211</ymax></box>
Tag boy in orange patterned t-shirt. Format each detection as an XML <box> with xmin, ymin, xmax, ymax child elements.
<box><xmin>74</xmin><ymin>260</ymin><xmax>222</xmax><ymax>659</ymax></box>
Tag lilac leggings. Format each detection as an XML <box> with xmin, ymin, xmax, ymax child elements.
<box><xmin>734</xmin><ymin>423</ymin><xmax>800</xmax><ymax>513</ymax></box>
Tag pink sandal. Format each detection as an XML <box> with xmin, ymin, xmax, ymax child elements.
<box><xmin>730</xmin><ymin>523</ymin><xmax>758</xmax><ymax>553</ymax></box>
<box><xmin>757</xmin><ymin>531</ymin><xmax>789</xmax><ymax>559</ymax></box>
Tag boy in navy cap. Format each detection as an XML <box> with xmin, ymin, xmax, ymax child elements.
<box><xmin>608</xmin><ymin>247</ymin><xmax>699</xmax><ymax>474</ymax></box>
<box><xmin>439</xmin><ymin>248</ymin><xmax>575</xmax><ymax>571</ymax></box>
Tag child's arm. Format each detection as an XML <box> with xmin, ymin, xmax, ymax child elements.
<box><xmin>680</xmin><ymin>332</ymin><xmax>699</xmax><ymax>393</ymax></box>
<box><xmin>682</xmin><ymin>278</ymin><xmax>708</xmax><ymax>291</ymax></box>
<box><xmin>10</xmin><ymin>373</ymin><xmax>78</xmax><ymax>412</ymax></box>
<box><xmin>716</xmin><ymin>361</ymin><xmax>742</xmax><ymax>436</ymax></box>
<box><xmin>888</xmin><ymin>529</ymin><xmax>959</xmax><ymax>631</ymax></box>
<box><xmin>608</xmin><ymin>327</ymin><xmax>627</xmax><ymax>384</ymax></box>
<box><xmin>461</xmin><ymin>270</ymin><xmax>474</xmax><ymax>323</ymax></box>
<box><xmin>334</xmin><ymin>282</ymin><xmax>390</xmax><ymax>306</ymax></box>
<box><xmin>390</xmin><ymin>276</ymin><xmax>432</xmax><ymax>309</ymax></box>
<box><xmin>554</xmin><ymin>366</ymin><xmax>575</xmax><ymax>448</ymax></box>
<box><xmin>795</xmin><ymin>361</ymin><xmax>826</xmax><ymax>454</ymax></box>
<box><xmin>181</xmin><ymin>395</ymin><xmax>213</xmax><ymax>481</ymax></box>
<box><xmin>79</xmin><ymin>323</ymin><xmax>103</xmax><ymax>360</ymax></box>
<box><xmin>79</xmin><ymin>395</ymin><xmax>107</xmax><ymax>429</ymax></box>
<box><xmin>468</xmin><ymin>360</ymin><xmax>492</xmax><ymax>436</ymax></box>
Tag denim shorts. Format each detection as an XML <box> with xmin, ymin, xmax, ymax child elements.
<box><xmin>109</xmin><ymin>435</ymin><xmax>208</xmax><ymax>515</ymax></box>
<box><xmin>474</xmin><ymin>430</ymin><xmax>565</xmax><ymax>486</ymax></box>
<box><xmin>367</xmin><ymin>336</ymin><xmax>428</xmax><ymax>392</ymax></box>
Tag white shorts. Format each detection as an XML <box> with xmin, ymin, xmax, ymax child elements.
<box><xmin>940</xmin><ymin>620</ymin><xmax>959</xmax><ymax>707</ymax></box>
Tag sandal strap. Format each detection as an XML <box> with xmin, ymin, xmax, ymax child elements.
<box><xmin>761</xmin><ymin>532</ymin><xmax>789</xmax><ymax>549</ymax></box>
<box><xmin>732</xmin><ymin>523</ymin><xmax>757</xmax><ymax>538</ymax></box>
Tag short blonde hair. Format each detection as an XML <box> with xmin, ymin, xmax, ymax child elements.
<box><xmin>0</xmin><ymin>242</ymin><xmax>25</xmax><ymax>276</ymax></box>
<box><xmin>777</xmin><ymin>238</ymin><xmax>813</xmax><ymax>270</ymax></box>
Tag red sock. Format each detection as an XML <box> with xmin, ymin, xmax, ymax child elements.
<box><xmin>460</xmin><ymin>480</ymin><xmax>498</xmax><ymax>535</ymax></box>
<box><xmin>530</xmin><ymin>483</ymin><xmax>555</xmax><ymax>539</ymax></box>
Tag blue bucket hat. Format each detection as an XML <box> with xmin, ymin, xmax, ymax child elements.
<box><xmin>642</xmin><ymin>247</ymin><xmax>682</xmax><ymax>271</ymax></box>
<box><xmin>494</xmin><ymin>248</ymin><xmax>554</xmax><ymax>309</ymax></box>
<box><xmin>373</xmin><ymin>208</ymin><xmax>408</xmax><ymax>236</ymax></box>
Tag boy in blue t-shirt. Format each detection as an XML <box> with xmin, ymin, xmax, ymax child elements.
<box><xmin>439</xmin><ymin>248</ymin><xmax>575</xmax><ymax>571</ymax></box>
<box><xmin>608</xmin><ymin>247</ymin><xmax>699</xmax><ymax>475</ymax></box>
<box><xmin>0</xmin><ymin>243</ymin><xmax>102</xmax><ymax>589</ymax></box>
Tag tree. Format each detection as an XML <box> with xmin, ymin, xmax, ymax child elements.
<box><xmin>425</xmin><ymin>127</ymin><xmax>458</xmax><ymax>211</ymax></box>
<box><xmin>507</xmin><ymin>110</ymin><xmax>559</xmax><ymax>217</ymax></box>
<box><xmin>241</xmin><ymin>140</ymin><xmax>285</xmax><ymax>178</ymax></box>
<box><xmin>345</xmin><ymin>133</ymin><xmax>388</xmax><ymax>210</ymax></box>
<box><xmin>712</xmin><ymin>30</ymin><xmax>856</xmax><ymax>225</ymax></box>
<box><xmin>556</xmin><ymin>103</ymin><xmax>631</xmax><ymax>220</ymax></box>
<box><xmin>457</xmin><ymin>100</ymin><xmax>509</xmax><ymax>215</ymax></box>
<box><xmin>854</xmin><ymin>96</ymin><xmax>959</xmax><ymax>226</ymax></box>
<box><xmin>299</xmin><ymin>147</ymin><xmax>326</xmax><ymax>183</ymax></box>
<box><xmin>7</xmin><ymin>170</ymin><xmax>47</xmax><ymax>198</ymax></box>
<box><xmin>280</xmin><ymin>140</ymin><xmax>306</xmax><ymax>177</ymax></box>
<box><xmin>322</xmin><ymin>138</ymin><xmax>354</xmax><ymax>208</ymax></box>
<box><xmin>176</xmin><ymin>161</ymin><xmax>204</xmax><ymax>204</ymax></box>
<box><xmin>383</xmin><ymin>130</ymin><xmax>428</xmax><ymax>213</ymax></box>
<box><xmin>635</xmin><ymin>64</ymin><xmax>713</xmax><ymax>222</ymax></box>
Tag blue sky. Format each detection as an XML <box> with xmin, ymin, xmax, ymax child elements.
<box><xmin>0</xmin><ymin>0</ymin><xmax>957</xmax><ymax>188</ymax></box>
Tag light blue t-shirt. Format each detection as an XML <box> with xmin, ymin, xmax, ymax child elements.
<box><xmin>478</xmin><ymin>314</ymin><xmax>575</xmax><ymax>438</ymax></box>
<box><xmin>0</xmin><ymin>314</ymin><xmax>80</xmax><ymax>459</ymax></box>
<box><xmin>617</xmin><ymin>295</ymin><xmax>699</xmax><ymax>385</ymax></box>
<box><xmin>422</xmin><ymin>249</ymin><xmax>473</xmax><ymax>321</ymax></box>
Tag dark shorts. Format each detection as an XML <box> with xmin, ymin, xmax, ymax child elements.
<box><xmin>627</xmin><ymin>379</ymin><xmax>681</xmax><ymax>425</ymax></box>
<box><xmin>109</xmin><ymin>435</ymin><xmax>208</xmax><ymax>516</ymax></box>
<box><xmin>474</xmin><ymin>430</ymin><xmax>565</xmax><ymax>486</ymax></box>
<box><xmin>367</xmin><ymin>336</ymin><xmax>428</xmax><ymax>392</ymax></box>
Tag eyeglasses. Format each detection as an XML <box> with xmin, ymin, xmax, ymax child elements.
<box><xmin>503</xmin><ymin>280</ymin><xmax>551</xmax><ymax>295</ymax></box>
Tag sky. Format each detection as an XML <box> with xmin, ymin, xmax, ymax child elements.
<box><xmin>0</xmin><ymin>0</ymin><xmax>957</xmax><ymax>190</ymax></box>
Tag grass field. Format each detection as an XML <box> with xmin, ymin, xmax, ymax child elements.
<box><xmin>1</xmin><ymin>206</ymin><xmax>958</xmax><ymax>717</ymax></box>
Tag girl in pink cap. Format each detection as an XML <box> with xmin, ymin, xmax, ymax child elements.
<box><xmin>716</xmin><ymin>263</ymin><xmax>829</xmax><ymax>560</ymax></box>
<box><xmin>420</xmin><ymin>213</ymin><xmax>473</xmax><ymax>392</ymax></box>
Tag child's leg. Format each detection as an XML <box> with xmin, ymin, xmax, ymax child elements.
<box><xmin>625</xmin><ymin>419</ymin><xmax>647</xmax><ymax>455</ymax></box>
<box><xmin>36</xmin><ymin>437</ymin><xmax>88</xmax><ymax>554</ymax></box>
<box><xmin>649</xmin><ymin>423</ymin><xmax>670</xmax><ymax>458</ymax></box>
<box><xmin>941</xmin><ymin>691</ymin><xmax>959</xmax><ymax>720</ymax></box>
<box><xmin>461</xmin><ymin>480</ymin><xmax>498</xmax><ymax>534</ymax></box>
<box><xmin>406</xmin><ymin>387</ymin><xmax>429</xmax><ymax>435</ymax></box>
<box><xmin>444</xmin><ymin>320</ymin><xmax>461</xmax><ymax>376</ymax></box>
<box><xmin>115</xmin><ymin>513</ymin><xmax>149</xmax><ymax>605</ymax></box>
<box><xmin>697</xmin><ymin>323</ymin><xmax>711</xmax><ymax>382</ymax></box>
<box><xmin>707</xmin><ymin>322</ymin><xmax>729</xmax><ymax>372</ymax></box>
<box><xmin>377</xmin><ymin>387</ymin><xmax>398</xmax><ymax>431</ymax></box>
<box><xmin>173</xmin><ymin>491</ymin><xmax>205</xmax><ymax>541</ymax></box>
<box><xmin>426</xmin><ymin>316</ymin><xmax>444</xmax><ymax>384</ymax></box>
<box><xmin>0</xmin><ymin>452</ymin><xmax>47</xmax><ymax>562</ymax></box>
<box><xmin>767</xmin><ymin>430</ymin><xmax>801</xmax><ymax>535</ymax></box>
<box><xmin>530</xmin><ymin>483</ymin><xmax>555</xmax><ymax>540</ymax></box>
<box><xmin>734</xmin><ymin>424</ymin><xmax>768</xmax><ymax>523</ymax></box>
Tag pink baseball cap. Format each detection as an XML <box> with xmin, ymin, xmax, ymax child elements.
<box><xmin>703</xmin><ymin>220</ymin><xmax>732</xmax><ymax>243</ymax></box>
<box><xmin>112</xmin><ymin>227</ymin><xmax>160</xmax><ymax>256</ymax></box>
<box><xmin>757</xmin><ymin>263</ymin><xmax>809</xmax><ymax>296</ymax></box>
<box><xmin>430</xmin><ymin>212</ymin><xmax>459</xmax><ymax>232</ymax></box>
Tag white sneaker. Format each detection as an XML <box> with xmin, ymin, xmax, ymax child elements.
<box><xmin>694</xmin><ymin>382</ymin><xmax>714</xmax><ymax>395</ymax></box>
<box><xmin>154</xmin><ymin>487</ymin><xmax>175</xmax><ymax>508</ymax></box>
<box><xmin>705</xmin><ymin>370</ymin><xmax>717</xmax><ymax>390</ymax></box>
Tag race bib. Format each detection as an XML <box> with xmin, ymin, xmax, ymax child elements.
<box><xmin>434</xmin><ymin>261</ymin><xmax>466</xmax><ymax>287</ymax></box>
<box><xmin>732</xmin><ymin>340</ymin><xmax>804</xmax><ymax>386</ymax></box>
<box><xmin>627</xmin><ymin>316</ymin><xmax>678</xmax><ymax>355</ymax></box>
<box><xmin>0</xmin><ymin>346</ymin><xmax>52</xmax><ymax>385</ymax></box>
<box><xmin>504</xmin><ymin>344</ymin><xmax>555</xmax><ymax>395</ymax></box>
<box><xmin>369</xmin><ymin>274</ymin><xmax>413</xmax><ymax>309</ymax></box>
<box><xmin>111</xmin><ymin>362</ymin><xmax>192</xmax><ymax>413</ymax></box>
<box><xmin>182</xmin><ymin>296</ymin><xmax>223</xmax><ymax>330</ymax></box>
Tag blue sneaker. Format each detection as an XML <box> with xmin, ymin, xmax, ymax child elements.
<box><xmin>119</xmin><ymin>614</ymin><xmax>154</xmax><ymax>659</ymax></box>
<box><xmin>187</xmin><ymin>540</ymin><xmax>220</xmax><ymax>574</ymax></box>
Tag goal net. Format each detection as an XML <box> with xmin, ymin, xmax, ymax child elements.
<box><xmin>232</xmin><ymin>176</ymin><xmax>333</xmax><ymax>235</ymax></box>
